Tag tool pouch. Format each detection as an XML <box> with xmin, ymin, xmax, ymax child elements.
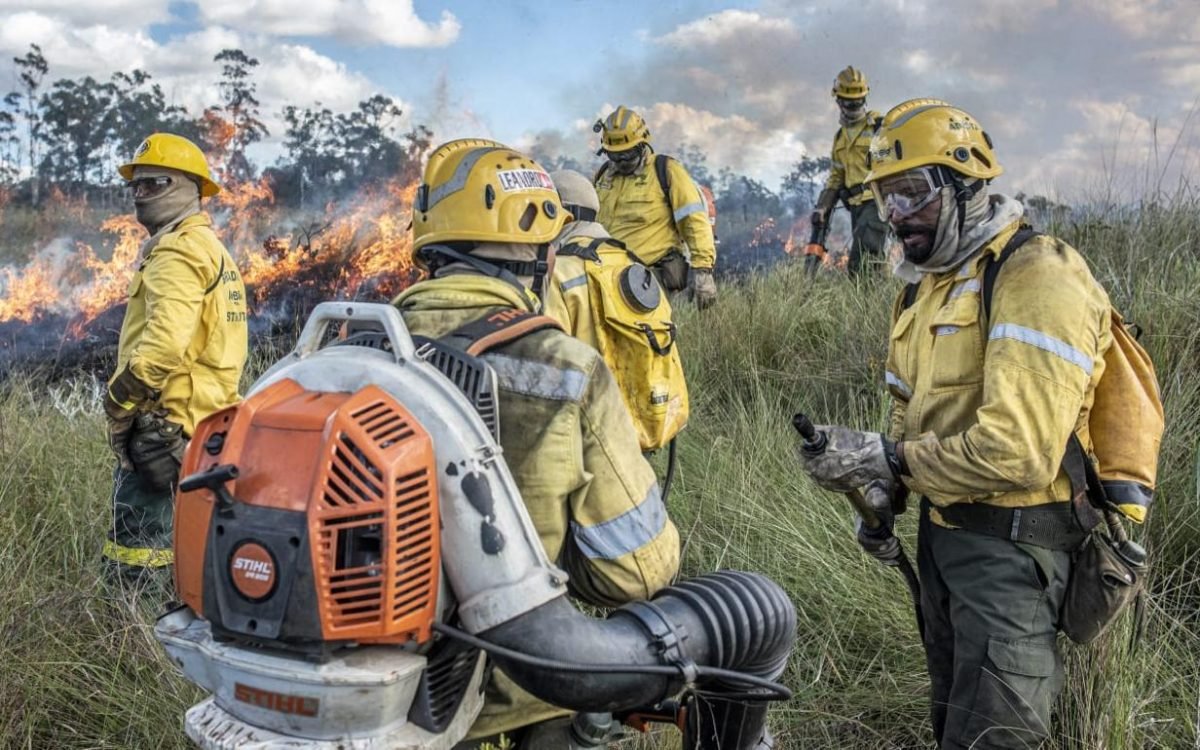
<box><xmin>653</xmin><ymin>250</ymin><xmax>691</xmax><ymax>292</ymax></box>
<box><xmin>130</xmin><ymin>410</ymin><xmax>186</xmax><ymax>492</ymax></box>
<box><xmin>1060</xmin><ymin>532</ymin><xmax>1145</xmax><ymax>645</ymax></box>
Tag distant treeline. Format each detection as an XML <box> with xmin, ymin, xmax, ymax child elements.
<box><xmin>0</xmin><ymin>43</ymin><xmax>1069</xmax><ymax>262</ymax></box>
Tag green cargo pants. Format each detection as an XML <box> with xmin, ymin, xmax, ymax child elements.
<box><xmin>848</xmin><ymin>201</ymin><xmax>888</xmax><ymax>276</ymax></box>
<box><xmin>918</xmin><ymin>500</ymin><xmax>1071</xmax><ymax>750</ymax></box>
<box><xmin>103</xmin><ymin>465</ymin><xmax>175</xmax><ymax>575</ymax></box>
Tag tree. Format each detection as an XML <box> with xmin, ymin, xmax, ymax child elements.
<box><xmin>337</xmin><ymin>95</ymin><xmax>405</xmax><ymax>185</ymax></box>
<box><xmin>207</xmin><ymin>49</ymin><xmax>268</xmax><ymax>183</ymax></box>
<box><xmin>781</xmin><ymin>155</ymin><xmax>832</xmax><ymax>213</ymax></box>
<box><xmin>0</xmin><ymin>109</ymin><xmax>16</xmax><ymax>186</ymax></box>
<box><xmin>38</xmin><ymin>75</ymin><xmax>115</xmax><ymax>186</ymax></box>
<box><xmin>108</xmin><ymin>70</ymin><xmax>195</xmax><ymax>167</ymax></box>
<box><xmin>7</xmin><ymin>44</ymin><xmax>48</xmax><ymax>204</ymax></box>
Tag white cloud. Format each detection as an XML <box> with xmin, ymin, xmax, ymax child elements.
<box><xmin>656</xmin><ymin>9</ymin><xmax>796</xmax><ymax>48</ymax></box>
<box><xmin>0</xmin><ymin>0</ymin><xmax>170</xmax><ymax>28</ymax></box>
<box><xmin>198</xmin><ymin>0</ymin><xmax>461</xmax><ymax>48</ymax></box>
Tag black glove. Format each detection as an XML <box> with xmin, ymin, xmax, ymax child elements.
<box><xmin>810</xmin><ymin>210</ymin><xmax>825</xmax><ymax>229</ymax></box>
<box><xmin>129</xmin><ymin>411</ymin><xmax>185</xmax><ymax>492</ymax></box>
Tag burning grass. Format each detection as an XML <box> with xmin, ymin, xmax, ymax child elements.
<box><xmin>0</xmin><ymin>178</ymin><xmax>424</xmax><ymax>378</ymax></box>
<box><xmin>0</xmin><ymin>197</ymin><xmax>1197</xmax><ymax>748</ymax></box>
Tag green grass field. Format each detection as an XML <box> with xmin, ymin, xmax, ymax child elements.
<box><xmin>0</xmin><ymin>200</ymin><xmax>1197</xmax><ymax>749</ymax></box>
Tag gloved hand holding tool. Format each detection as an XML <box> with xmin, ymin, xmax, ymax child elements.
<box><xmin>792</xmin><ymin>413</ymin><xmax>924</xmax><ymax>638</ymax></box>
<box><xmin>804</xmin><ymin>214</ymin><xmax>827</xmax><ymax>275</ymax></box>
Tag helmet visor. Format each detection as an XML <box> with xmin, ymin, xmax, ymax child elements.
<box><xmin>873</xmin><ymin>167</ymin><xmax>940</xmax><ymax>222</ymax></box>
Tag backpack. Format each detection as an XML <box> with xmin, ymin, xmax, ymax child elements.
<box><xmin>900</xmin><ymin>227</ymin><xmax>1164</xmax><ymax>524</ymax></box>
<box><xmin>557</xmin><ymin>235</ymin><xmax>689</xmax><ymax>452</ymax></box>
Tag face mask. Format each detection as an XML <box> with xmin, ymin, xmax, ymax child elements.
<box><xmin>606</xmin><ymin>145</ymin><xmax>644</xmax><ymax>175</ymax></box>
<box><xmin>130</xmin><ymin>166</ymin><xmax>200</xmax><ymax>233</ymax></box>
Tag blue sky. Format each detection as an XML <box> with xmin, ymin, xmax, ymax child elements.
<box><xmin>3</xmin><ymin>0</ymin><xmax>1200</xmax><ymax>199</ymax></box>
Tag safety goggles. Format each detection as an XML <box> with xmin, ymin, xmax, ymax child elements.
<box><xmin>874</xmin><ymin>167</ymin><xmax>942</xmax><ymax>221</ymax></box>
<box><xmin>604</xmin><ymin>147</ymin><xmax>642</xmax><ymax>166</ymax></box>
<box><xmin>125</xmin><ymin>175</ymin><xmax>174</xmax><ymax>199</ymax></box>
<box><xmin>836</xmin><ymin>97</ymin><xmax>865</xmax><ymax>111</ymax></box>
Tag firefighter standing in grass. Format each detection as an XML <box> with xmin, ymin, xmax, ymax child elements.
<box><xmin>812</xmin><ymin>67</ymin><xmax>890</xmax><ymax>275</ymax></box>
<box><xmin>103</xmin><ymin>133</ymin><xmax>247</xmax><ymax>586</ymax></box>
<box><xmin>593</xmin><ymin>106</ymin><xmax>718</xmax><ymax>309</ymax></box>
<box><xmin>796</xmin><ymin>100</ymin><xmax>1114</xmax><ymax>749</ymax></box>
<box><xmin>394</xmin><ymin>139</ymin><xmax>680</xmax><ymax>748</ymax></box>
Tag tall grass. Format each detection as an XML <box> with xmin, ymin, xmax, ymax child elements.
<box><xmin>0</xmin><ymin>200</ymin><xmax>1197</xmax><ymax>749</ymax></box>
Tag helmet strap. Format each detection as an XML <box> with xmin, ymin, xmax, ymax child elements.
<box><xmin>935</xmin><ymin>166</ymin><xmax>984</xmax><ymax>242</ymax></box>
<box><xmin>562</xmin><ymin>203</ymin><xmax>597</xmax><ymax>223</ymax></box>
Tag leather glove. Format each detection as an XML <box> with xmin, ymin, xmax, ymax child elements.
<box><xmin>104</xmin><ymin>366</ymin><xmax>160</xmax><ymax>471</ymax></box>
<box><xmin>809</xmin><ymin>210</ymin><xmax>825</xmax><ymax>229</ymax></box>
<box><xmin>854</xmin><ymin>479</ymin><xmax>905</xmax><ymax>566</ymax></box>
<box><xmin>130</xmin><ymin>411</ymin><xmax>186</xmax><ymax>492</ymax></box>
<box><xmin>106</xmin><ymin>414</ymin><xmax>136</xmax><ymax>471</ymax></box>
<box><xmin>796</xmin><ymin>425</ymin><xmax>897</xmax><ymax>493</ymax></box>
<box><xmin>691</xmin><ymin>268</ymin><xmax>718</xmax><ymax>310</ymax></box>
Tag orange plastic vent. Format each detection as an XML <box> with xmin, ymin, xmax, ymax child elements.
<box><xmin>309</xmin><ymin>386</ymin><xmax>440</xmax><ymax>645</ymax></box>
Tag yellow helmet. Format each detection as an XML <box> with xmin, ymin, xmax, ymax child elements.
<box><xmin>864</xmin><ymin>98</ymin><xmax>1003</xmax><ymax>185</ymax></box>
<box><xmin>832</xmin><ymin>66</ymin><xmax>869</xmax><ymax>100</ymax></box>
<box><xmin>412</xmin><ymin>139</ymin><xmax>567</xmax><ymax>252</ymax></box>
<box><xmin>118</xmin><ymin>133</ymin><xmax>220</xmax><ymax>197</ymax></box>
<box><xmin>595</xmin><ymin>106</ymin><xmax>651</xmax><ymax>153</ymax></box>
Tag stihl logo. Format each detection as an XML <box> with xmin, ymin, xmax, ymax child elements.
<box><xmin>228</xmin><ymin>541</ymin><xmax>277</xmax><ymax>600</ymax></box>
<box><xmin>232</xmin><ymin>556</ymin><xmax>271</xmax><ymax>581</ymax></box>
<box><xmin>234</xmin><ymin>683</ymin><xmax>319</xmax><ymax>717</ymax></box>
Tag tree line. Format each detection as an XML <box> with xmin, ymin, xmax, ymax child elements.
<box><xmin>1</xmin><ymin>43</ymin><xmax>842</xmax><ymax>261</ymax></box>
<box><xmin>0</xmin><ymin>44</ymin><xmax>431</xmax><ymax>209</ymax></box>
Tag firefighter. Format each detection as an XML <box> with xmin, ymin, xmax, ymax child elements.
<box><xmin>593</xmin><ymin>106</ymin><xmax>718</xmax><ymax>308</ymax></box>
<box><xmin>395</xmin><ymin>139</ymin><xmax>681</xmax><ymax>748</ymax></box>
<box><xmin>103</xmin><ymin>133</ymin><xmax>248</xmax><ymax>588</ymax></box>
<box><xmin>812</xmin><ymin>66</ymin><xmax>889</xmax><ymax>275</ymax></box>
<box><xmin>544</xmin><ymin>168</ymin><xmax>610</xmax><ymax>348</ymax></box>
<box><xmin>796</xmin><ymin>99</ymin><xmax>1114</xmax><ymax>749</ymax></box>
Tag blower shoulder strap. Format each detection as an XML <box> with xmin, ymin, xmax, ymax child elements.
<box><xmin>897</xmin><ymin>226</ymin><xmax>1039</xmax><ymax>315</ymax></box>
<box><xmin>981</xmin><ymin>226</ymin><xmax>1040</xmax><ymax>322</ymax></box>
<box><xmin>654</xmin><ymin>154</ymin><xmax>673</xmax><ymax>212</ymax></box>
<box><xmin>441</xmin><ymin>308</ymin><xmax>563</xmax><ymax>357</ymax></box>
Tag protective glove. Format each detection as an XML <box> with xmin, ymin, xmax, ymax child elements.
<box><xmin>854</xmin><ymin>479</ymin><xmax>904</xmax><ymax>566</ymax></box>
<box><xmin>691</xmin><ymin>268</ymin><xmax>718</xmax><ymax>310</ymax></box>
<box><xmin>809</xmin><ymin>210</ymin><xmax>826</xmax><ymax>230</ymax></box>
<box><xmin>103</xmin><ymin>366</ymin><xmax>160</xmax><ymax>471</ymax></box>
<box><xmin>796</xmin><ymin>425</ymin><xmax>896</xmax><ymax>493</ymax></box>
<box><xmin>130</xmin><ymin>411</ymin><xmax>186</xmax><ymax>492</ymax></box>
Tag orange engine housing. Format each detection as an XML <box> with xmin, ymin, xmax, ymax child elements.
<box><xmin>175</xmin><ymin>378</ymin><xmax>441</xmax><ymax>648</ymax></box>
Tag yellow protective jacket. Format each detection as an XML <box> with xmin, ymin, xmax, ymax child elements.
<box><xmin>823</xmin><ymin>112</ymin><xmax>881</xmax><ymax>207</ymax></box>
<box><xmin>114</xmin><ymin>212</ymin><xmax>248</xmax><ymax>435</ymax></box>
<box><xmin>595</xmin><ymin>155</ymin><xmax>717</xmax><ymax>269</ymax></box>
<box><xmin>394</xmin><ymin>273</ymin><xmax>681</xmax><ymax>738</ymax></box>
<box><xmin>886</xmin><ymin>222</ymin><xmax>1113</xmax><ymax>525</ymax></box>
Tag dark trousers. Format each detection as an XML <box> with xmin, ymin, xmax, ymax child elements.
<box><xmin>104</xmin><ymin>465</ymin><xmax>175</xmax><ymax>571</ymax></box>
<box><xmin>918</xmin><ymin>501</ymin><xmax>1071</xmax><ymax>749</ymax></box>
<box><xmin>848</xmin><ymin>201</ymin><xmax>888</xmax><ymax>276</ymax></box>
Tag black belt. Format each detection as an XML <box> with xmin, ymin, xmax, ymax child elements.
<box><xmin>935</xmin><ymin>500</ymin><xmax>1090</xmax><ymax>551</ymax></box>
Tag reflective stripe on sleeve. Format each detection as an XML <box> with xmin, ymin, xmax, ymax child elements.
<box><xmin>485</xmin><ymin>353</ymin><xmax>588</xmax><ymax>402</ymax></box>
<box><xmin>673</xmin><ymin>202</ymin><xmax>706</xmax><ymax>222</ymax></box>
<box><xmin>570</xmin><ymin>485</ymin><xmax>667</xmax><ymax>560</ymax></box>
<box><xmin>885</xmin><ymin>371</ymin><xmax>912</xmax><ymax>399</ymax></box>
<box><xmin>102</xmin><ymin>539</ymin><xmax>174</xmax><ymax>568</ymax></box>
<box><xmin>560</xmin><ymin>274</ymin><xmax>588</xmax><ymax>292</ymax></box>
<box><xmin>988</xmin><ymin>323</ymin><xmax>1094</xmax><ymax>375</ymax></box>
